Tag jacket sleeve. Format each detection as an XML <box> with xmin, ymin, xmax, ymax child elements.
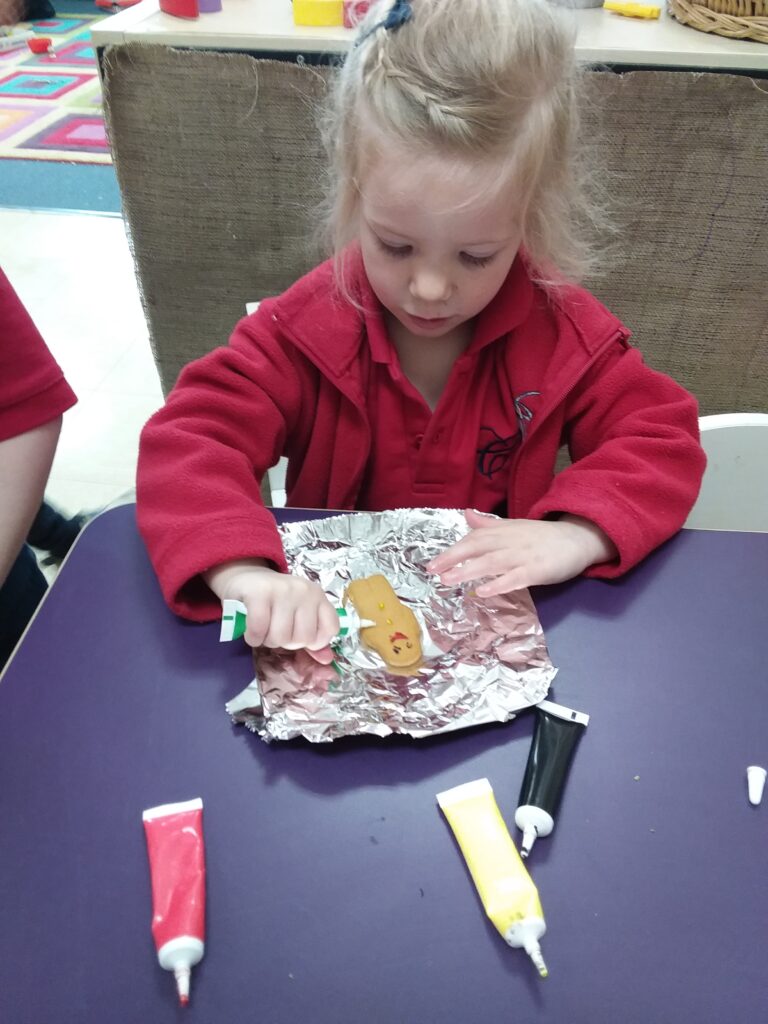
<box><xmin>527</xmin><ymin>340</ymin><xmax>706</xmax><ymax>577</ymax></box>
<box><xmin>136</xmin><ymin>305</ymin><xmax>310</xmax><ymax>620</ymax></box>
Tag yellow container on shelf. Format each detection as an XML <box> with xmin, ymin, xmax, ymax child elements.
<box><xmin>603</xmin><ymin>1</ymin><xmax>661</xmax><ymax>16</ymax></box>
<box><xmin>293</xmin><ymin>0</ymin><xmax>344</xmax><ymax>26</ymax></box>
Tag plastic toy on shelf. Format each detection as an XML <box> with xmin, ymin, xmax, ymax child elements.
<box><xmin>0</xmin><ymin>29</ymin><xmax>35</xmax><ymax>53</ymax></box>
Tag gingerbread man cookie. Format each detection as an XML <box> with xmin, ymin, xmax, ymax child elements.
<box><xmin>344</xmin><ymin>574</ymin><xmax>422</xmax><ymax>669</ymax></box>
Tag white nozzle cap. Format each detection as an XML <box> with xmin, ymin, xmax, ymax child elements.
<box><xmin>514</xmin><ymin>805</ymin><xmax>553</xmax><ymax>857</ymax></box>
<box><xmin>525</xmin><ymin>940</ymin><xmax>549</xmax><ymax>978</ymax></box>
<box><xmin>747</xmin><ymin>765</ymin><xmax>766</xmax><ymax>806</ymax></box>
<box><xmin>175</xmin><ymin>966</ymin><xmax>191</xmax><ymax>1005</ymax></box>
<box><xmin>504</xmin><ymin>915</ymin><xmax>547</xmax><ymax>978</ymax></box>
<box><xmin>520</xmin><ymin>824</ymin><xmax>537</xmax><ymax>858</ymax></box>
<box><xmin>157</xmin><ymin>935</ymin><xmax>204</xmax><ymax>1006</ymax></box>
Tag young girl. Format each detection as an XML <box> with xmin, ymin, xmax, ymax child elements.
<box><xmin>137</xmin><ymin>0</ymin><xmax>704</xmax><ymax>664</ymax></box>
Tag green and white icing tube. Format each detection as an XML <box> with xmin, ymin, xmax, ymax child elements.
<box><xmin>219</xmin><ymin>599</ymin><xmax>374</xmax><ymax>644</ymax></box>
<box><xmin>220</xmin><ymin>600</ymin><xmax>248</xmax><ymax>642</ymax></box>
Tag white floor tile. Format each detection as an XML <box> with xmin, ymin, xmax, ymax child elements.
<box><xmin>1</xmin><ymin>209</ymin><xmax>152</xmax><ymax>394</ymax></box>
<box><xmin>49</xmin><ymin>390</ymin><xmax>162</xmax><ymax>486</ymax></box>
<box><xmin>1</xmin><ymin>207</ymin><xmax>162</xmax><ymax>518</ymax></box>
<box><xmin>98</xmin><ymin>338</ymin><xmax>161</xmax><ymax>396</ymax></box>
<box><xmin>42</xmin><ymin>480</ymin><xmax>136</xmax><ymax>520</ymax></box>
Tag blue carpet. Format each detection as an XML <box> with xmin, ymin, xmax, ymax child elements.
<box><xmin>0</xmin><ymin>158</ymin><xmax>121</xmax><ymax>213</ymax></box>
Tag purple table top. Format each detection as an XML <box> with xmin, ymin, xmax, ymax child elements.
<box><xmin>1</xmin><ymin>504</ymin><xmax>767</xmax><ymax>1022</ymax></box>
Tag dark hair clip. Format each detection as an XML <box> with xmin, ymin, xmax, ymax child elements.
<box><xmin>355</xmin><ymin>0</ymin><xmax>413</xmax><ymax>47</ymax></box>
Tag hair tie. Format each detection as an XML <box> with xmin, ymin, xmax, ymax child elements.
<box><xmin>355</xmin><ymin>0</ymin><xmax>413</xmax><ymax>47</ymax></box>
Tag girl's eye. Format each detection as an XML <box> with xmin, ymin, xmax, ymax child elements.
<box><xmin>376</xmin><ymin>238</ymin><xmax>412</xmax><ymax>259</ymax></box>
<box><xmin>461</xmin><ymin>252</ymin><xmax>495</xmax><ymax>268</ymax></box>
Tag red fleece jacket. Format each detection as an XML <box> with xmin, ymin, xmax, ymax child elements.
<box><xmin>137</xmin><ymin>255</ymin><xmax>705</xmax><ymax>620</ymax></box>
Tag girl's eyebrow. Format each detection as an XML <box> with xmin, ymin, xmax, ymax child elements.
<box><xmin>460</xmin><ymin>238</ymin><xmax>514</xmax><ymax>250</ymax></box>
<box><xmin>368</xmin><ymin>219</ymin><xmax>514</xmax><ymax>249</ymax></box>
<box><xmin>367</xmin><ymin>219</ymin><xmax>413</xmax><ymax>241</ymax></box>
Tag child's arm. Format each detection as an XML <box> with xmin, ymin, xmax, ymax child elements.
<box><xmin>0</xmin><ymin>417</ymin><xmax>61</xmax><ymax>589</ymax></box>
<box><xmin>527</xmin><ymin>341</ymin><xmax>705</xmax><ymax>577</ymax></box>
<box><xmin>431</xmin><ymin>339</ymin><xmax>704</xmax><ymax>593</ymax></box>
<box><xmin>203</xmin><ymin>558</ymin><xmax>338</xmax><ymax>662</ymax></box>
<box><xmin>137</xmin><ymin>307</ymin><xmax>311</xmax><ymax>621</ymax></box>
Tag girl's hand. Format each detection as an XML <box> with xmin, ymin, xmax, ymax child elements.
<box><xmin>427</xmin><ymin>509</ymin><xmax>618</xmax><ymax>598</ymax></box>
<box><xmin>203</xmin><ymin>559</ymin><xmax>339</xmax><ymax>663</ymax></box>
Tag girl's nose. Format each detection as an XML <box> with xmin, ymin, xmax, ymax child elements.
<box><xmin>409</xmin><ymin>267</ymin><xmax>452</xmax><ymax>304</ymax></box>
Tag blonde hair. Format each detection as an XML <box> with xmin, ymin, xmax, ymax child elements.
<box><xmin>320</xmin><ymin>0</ymin><xmax>605</xmax><ymax>292</ymax></box>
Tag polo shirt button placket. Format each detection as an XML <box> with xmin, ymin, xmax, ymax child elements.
<box><xmin>414</xmin><ymin>433</ymin><xmax>424</xmax><ymax>451</ymax></box>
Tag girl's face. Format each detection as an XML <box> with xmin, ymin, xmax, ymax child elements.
<box><xmin>357</xmin><ymin>148</ymin><xmax>521</xmax><ymax>341</ymax></box>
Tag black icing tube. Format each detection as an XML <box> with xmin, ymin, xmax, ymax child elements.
<box><xmin>515</xmin><ymin>699</ymin><xmax>589</xmax><ymax>858</ymax></box>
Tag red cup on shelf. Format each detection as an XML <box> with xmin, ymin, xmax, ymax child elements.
<box><xmin>159</xmin><ymin>0</ymin><xmax>200</xmax><ymax>17</ymax></box>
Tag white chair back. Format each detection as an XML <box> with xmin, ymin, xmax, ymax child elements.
<box><xmin>684</xmin><ymin>414</ymin><xmax>768</xmax><ymax>532</ymax></box>
<box><xmin>246</xmin><ymin>300</ymin><xmax>286</xmax><ymax>506</ymax></box>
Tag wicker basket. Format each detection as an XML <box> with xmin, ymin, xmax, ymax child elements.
<box><xmin>668</xmin><ymin>0</ymin><xmax>768</xmax><ymax>43</ymax></box>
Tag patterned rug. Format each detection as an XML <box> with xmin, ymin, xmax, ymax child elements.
<box><xmin>0</xmin><ymin>13</ymin><xmax>110</xmax><ymax>165</ymax></box>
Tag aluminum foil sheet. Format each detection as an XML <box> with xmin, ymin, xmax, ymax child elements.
<box><xmin>226</xmin><ymin>508</ymin><xmax>556</xmax><ymax>742</ymax></box>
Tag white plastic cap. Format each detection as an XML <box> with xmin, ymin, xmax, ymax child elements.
<box><xmin>514</xmin><ymin>805</ymin><xmax>554</xmax><ymax>857</ymax></box>
<box><xmin>157</xmin><ymin>935</ymin><xmax>204</xmax><ymax>1006</ymax></box>
<box><xmin>520</xmin><ymin>824</ymin><xmax>538</xmax><ymax>858</ymax></box>
<box><xmin>504</xmin><ymin>914</ymin><xmax>547</xmax><ymax>978</ymax></box>
<box><xmin>525</xmin><ymin>940</ymin><xmax>549</xmax><ymax>979</ymax></box>
<box><xmin>175</xmin><ymin>966</ymin><xmax>191</xmax><ymax>1006</ymax></box>
<box><xmin>747</xmin><ymin>765</ymin><xmax>766</xmax><ymax>806</ymax></box>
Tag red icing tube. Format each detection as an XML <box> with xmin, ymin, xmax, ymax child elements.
<box><xmin>142</xmin><ymin>798</ymin><xmax>206</xmax><ymax>1006</ymax></box>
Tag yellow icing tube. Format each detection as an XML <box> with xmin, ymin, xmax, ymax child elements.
<box><xmin>437</xmin><ymin>778</ymin><xmax>548</xmax><ymax>977</ymax></box>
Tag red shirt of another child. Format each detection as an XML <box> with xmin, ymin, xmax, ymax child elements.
<box><xmin>0</xmin><ymin>269</ymin><xmax>77</xmax><ymax>439</ymax></box>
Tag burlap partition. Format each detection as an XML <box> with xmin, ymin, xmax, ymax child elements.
<box><xmin>101</xmin><ymin>47</ymin><xmax>332</xmax><ymax>399</ymax></box>
<box><xmin>103</xmin><ymin>45</ymin><xmax>768</xmax><ymax>414</ymax></box>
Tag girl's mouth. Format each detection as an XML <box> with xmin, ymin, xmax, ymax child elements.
<box><xmin>407</xmin><ymin>313</ymin><xmax>453</xmax><ymax>329</ymax></box>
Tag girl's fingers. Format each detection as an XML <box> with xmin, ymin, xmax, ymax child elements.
<box><xmin>463</xmin><ymin>507</ymin><xmax>500</xmax><ymax>530</ymax></box>
<box><xmin>238</xmin><ymin>580</ymin><xmax>337</xmax><ymax>653</ymax></box>
<box><xmin>429</xmin><ymin>518</ymin><xmax>514</xmax><ymax>574</ymax></box>
<box><xmin>244</xmin><ymin>601</ymin><xmax>271</xmax><ymax>648</ymax></box>
<box><xmin>290</xmin><ymin>600</ymin><xmax>321</xmax><ymax>650</ymax></box>
<box><xmin>315</xmin><ymin>600</ymin><xmax>341</xmax><ymax>649</ymax></box>
<box><xmin>429</xmin><ymin>533</ymin><xmax>498</xmax><ymax>573</ymax></box>
<box><xmin>475</xmin><ymin>569</ymin><xmax>531</xmax><ymax>598</ymax></box>
<box><xmin>293</xmin><ymin>598</ymin><xmax>337</xmax><ymax>658</ymax></box>
<box><xmin>439</xmin><ymin>551</ymin><xmax>520</xmax><ymax>585</ymax></box>
<box><xmin>307</xmin><ymin>644</ymin><xmax>334</xmax><ymax>665</ymax></box>
<box><xmin>263</xmin><ymin>598</ymin><xmax>295</xmax><ymax>649</ymax></box>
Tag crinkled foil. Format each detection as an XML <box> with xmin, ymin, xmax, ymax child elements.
<box><xmin>226</xmin><ymin>509</ymin><xmax>556</xmax><ymax>743</ymax></box>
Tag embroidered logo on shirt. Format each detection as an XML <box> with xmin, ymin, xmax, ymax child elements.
<box><xmin>477</xmin><ymin>426</ymin><xmax>518</xmax><ymax>478</ymax></box>
<box><xmin>476</xmin><ymin>391</ymin><xmax>540</xmax><ymax>479</ymax></box>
